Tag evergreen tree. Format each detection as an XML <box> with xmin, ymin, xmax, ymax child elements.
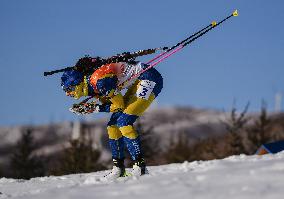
<box><xmin>10</xmin><ymin>128</ymin><xmax>44</xmax><ymax>179</ymax></box>
<box><xmin>193</xmin><ymin>137</ymin><xmax>221</xmax><ymax>160</ymax></box>
<box><xmin>135</xmin><ymin>119</ymin><xmax>160</xmax><ymax>165</ymax></box>
<box><xmin>54</xmin><ymin>128</ymin><xmax>106</xmax><ymax>175</ymax></box>
<box><xmin>247</xmin><ymin>101</ymin><xmax>271</xmax><ymax>153</ymax></box>
<box><xmin>0</xmin><ymin>165</ymin><xmax>3</xmax><ymax>178</ymax></box>
<box><xmin>164</xmin><ymin>133</ymin><xmax>194</xmax><ymax>163</ymax></box>
<box><xmin>223</xmin><ymin>103</ymin><xmax>250</xmax><ymax>155</ymax></box>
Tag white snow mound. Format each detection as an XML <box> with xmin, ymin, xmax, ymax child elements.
<box><xmin>1</xmin><ymin>152</ymin><xmax>284</xmax><ymax>199</ymax></box>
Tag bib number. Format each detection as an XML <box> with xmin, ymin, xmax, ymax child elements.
<box><xmin>136</xmin><ymin>80</ymin><xmax>156</xmax><ymax>100</ymax></box>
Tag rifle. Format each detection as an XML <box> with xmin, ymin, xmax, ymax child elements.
<box><xmin>43</xmin><ymin>48</ymin><xmax>159</xmax><ymax>77</ymax></box>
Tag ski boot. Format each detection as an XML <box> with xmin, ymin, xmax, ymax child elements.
<box><xmin>131</xmin><ymin>157</ymin><xmax>148</xmax><ymax>176</ymax></box>
<box><xmin>104</xmin><ymin>158</ymin><xmax>127</xmax><ymax>180</ymax></box>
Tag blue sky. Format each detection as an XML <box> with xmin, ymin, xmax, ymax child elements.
<box><xmin>0</xmin><ymin>0</ymin><xmax>284</xmax><ymax>126</ymax></box>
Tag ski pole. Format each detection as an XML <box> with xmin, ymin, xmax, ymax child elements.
<box><xmin>119</xmin><ymin>45</ymin><xmax>183</xmax><ymax>89</ymax></box>
<box><xmin>44</xmin><ymin>25</ymin><xmax>213</xmax><ymax>77</ymax></box>
<box><xmin>146</xmin><ymin>23</ymin><xmax>213</xmax><ymax>64</ymax></box>
<box><xmin>119</xmin><ymin>10</ymin><xmax>238</xmax><ymax>89</ymax></box>
<box><xmin>182</xmin><ymin>10</ymin><xmax>238</xmax><ymax>48</ymax></box>
<box><xmin>150</xmin><ymin>9</ymin><xmax>238</xmax><ymax>65</ymax></box>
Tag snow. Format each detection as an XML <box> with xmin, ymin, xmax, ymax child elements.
<box><xmin>1</xmin><ymin>153</ymin><xmax>284</xmax><ymax>199</ymax></box>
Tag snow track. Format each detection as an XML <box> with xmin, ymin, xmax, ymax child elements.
<box><xmin>1</xmin><ymin>153</ymin><xmax>284</xmax><ymax>199</ymax></box>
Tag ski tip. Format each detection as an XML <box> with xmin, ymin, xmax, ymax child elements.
<box><xmin>233</xmin><ymin>10</ymin><xmax>238</xmax><ymax>17</ymax></box>
<box><xmin>211</xmin><ymin>21</ymin><xmax>217</xmax><ymax>27</ymax></box>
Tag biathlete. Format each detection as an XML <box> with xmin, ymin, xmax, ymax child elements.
<box><xmin>61</xmin><ymin>57</ymin><xmax>163</xmax><ymax>177</ymax></box>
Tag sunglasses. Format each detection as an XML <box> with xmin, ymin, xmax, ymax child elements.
<box><xmin>62</xmin><ymin>85</ymin><xmax>76</xmax><ymax>93</ymax></box>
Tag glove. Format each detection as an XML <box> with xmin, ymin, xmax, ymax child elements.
<box><xmin>69</xmin><ymin>102</ymin><xmax>100</xmax><ymax>115</ymax></box>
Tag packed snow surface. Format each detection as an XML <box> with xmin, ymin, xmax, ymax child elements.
<box><xmin>1</xmin><ymin>152</ymin><xmax>284</xmax><ymax>199</ymax></box>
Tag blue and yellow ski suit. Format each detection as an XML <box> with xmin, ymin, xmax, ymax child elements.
<box><xmin>89</xmin><ymin>62</ymin><xmax>163</xmax><ymax>161</ymax></box>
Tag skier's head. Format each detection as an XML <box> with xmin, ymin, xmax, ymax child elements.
<box><xmin>61</xmin><ymin>69</ymin><xmax>91</xmax><ymax>99</ymax></box>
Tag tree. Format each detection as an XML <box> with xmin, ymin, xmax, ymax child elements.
<box><xmin>247</xmin><ymin>101</ymin><xmax>271</xmax><ymax>154</ymax></box>
<box><xmin>193</xmin><ymin>137</ymin><xmax>221</xmax><ymax>160</ymax></box>
<box><xmin>53</xmin><ymin>125</ymin><xmax>106</xmax><ymax>175</ymax></box>
<box><xmin>223</xmin><ymin>103</ymin><xmax>250</xmax><ymax>155</ymax></box>
<box><xmin>10</xmin><ymin>128</ymin><xmax>44</xmax><ymax>179</ymax></box>
<box><xmin>0</xmin><ymin>165</ymin><xmax>3</xmax><ymax>178</ymax></box>
<box><xmin>134</xmin><ymin>119</ymin><xmax>161</xmax><ymax>165</ymax></box>
<box><xmin>163</xmin><ymin>132</ymin><xmax>195</xmax><ymax>163</ymax></box>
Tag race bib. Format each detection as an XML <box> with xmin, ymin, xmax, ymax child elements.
<box><xmin>136</xmin><ymin>80</ymin><xmax>156</xmax><ymax>100</ymax></box>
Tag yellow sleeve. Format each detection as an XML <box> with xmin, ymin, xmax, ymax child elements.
<box><xmin>109</xmin><ymin>92</ymin><xmax>125</xmax><ymax>112</ymax></box>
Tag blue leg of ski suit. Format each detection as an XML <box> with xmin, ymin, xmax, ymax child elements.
<box><xmin>107</xmin><ymin>68</ymin><xmax>163</xmax><ymax>161</ymax></box>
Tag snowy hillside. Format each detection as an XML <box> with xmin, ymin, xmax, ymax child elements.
<box><xmin>1</xmin><ymin>153</ymin><xmax>284</xmax><ymax>199</ymax></box>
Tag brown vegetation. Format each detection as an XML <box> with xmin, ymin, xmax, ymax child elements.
<box><xmin>162</xmin><ymin>104</ymin><xmax>284</xmax><ymax>164</ymax></box>
<box><xmin>1</xmin><ymin>105</ymin><xmax>284</xmax><ymax>179</ymax></box>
